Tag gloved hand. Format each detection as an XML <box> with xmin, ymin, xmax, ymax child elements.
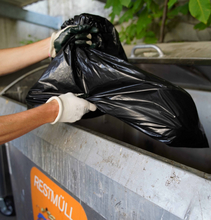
<box><xmin>47</xmin><ymin>93</ymin><xmax>97</xmax><ymax>124</ymax></box>
<box><xmin>49</xmin><ymin>24</ymin><xmax>98</xmax><ymax>58</ymax></box>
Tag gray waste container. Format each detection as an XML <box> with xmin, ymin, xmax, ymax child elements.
<box><xmin>1</xmin><ymin>43</ymin><xmax>211</xmax><ymax>220</ymax></box>
<box><xmin>0</xmin><ymin>144</ymin><xmax>15</xmax><ymax>216</ymax></box>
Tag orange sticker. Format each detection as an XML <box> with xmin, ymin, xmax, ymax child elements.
<box><xmin>30</xmin><ymin>167</ymin><xmax>87</xmax><ymax>220</ymax></box>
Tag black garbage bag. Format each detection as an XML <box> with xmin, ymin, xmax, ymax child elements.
<box><xmin>61</xmin><ymin>13</ymin><xmax>128</xmax><ymax>61</ymax></box>
<box><xmin>26</xmin><ymin>14</ymin><xmax>208</xmax><ymax>148</ymax></box>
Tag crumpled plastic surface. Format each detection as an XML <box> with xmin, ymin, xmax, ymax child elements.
<box><xmin>26</xmin><ymin>13</ymin><xmax>208</xmax><ymax>148</ymax></box>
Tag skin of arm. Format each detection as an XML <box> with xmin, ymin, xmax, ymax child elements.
<box><xmin>0</xmin><ymin>100</ymin><xmax>59</xmax><ymax>145</ymax></box>
<box><xmin>0</xmin><ymin>37</ymin><xmax>50</xmax><ymax>76</ymax></box>
<box><xmin>0</xmin><ymin>34</ymin><xmax>95</xmax><ymax>144</ymax></box>
<box><xmin>0</xmin><ymin>37</ymin><xmax>55</xmax><ymax>144</ymax></box>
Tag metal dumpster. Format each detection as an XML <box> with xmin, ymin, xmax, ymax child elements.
<box><xmin>0</xmin><ymin>144</ymin><xmax>15</xmax><ymax>216</ymax></box>
<box><xmin>1</xmin><ymin>43</ymin><xmax>211</xmax><ymax>220</ymax></box>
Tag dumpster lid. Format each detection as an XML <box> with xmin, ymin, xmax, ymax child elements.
<box><xmin>125</xmin><ymin>42</ymin><xmax>211</xmax><ymax>65</ymax></box>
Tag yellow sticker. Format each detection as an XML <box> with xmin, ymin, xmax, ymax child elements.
<box><xmin>31</xmin><ymin>167</ymin><xmax>87</xmax><ymax>220</ymax></box>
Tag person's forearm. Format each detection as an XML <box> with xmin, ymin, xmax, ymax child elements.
<box><xmin>0</xmin><ymin>100</ymin><xmax>58</xmax><ymax>145</ymax></box>
<box><xmin>0</xmin><ymin>37</ymin><xmax>50</xmax><ymax>76</ymax></box>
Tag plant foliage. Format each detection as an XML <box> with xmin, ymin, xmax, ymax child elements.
<box><xmin>105</xmin><ymin>0</ymin><xmax>211</xmax><ymax>44</ymax></box>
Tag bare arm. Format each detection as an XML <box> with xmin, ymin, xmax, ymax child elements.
<box><xmin>0</xmin><ymin>26</ymin><xmax>97</xmax><ymax>144</ymax></box>
<box><xmin>0</xmin><ymin>100</ymin><xmax>58</xmax><ymax>145</ymax></box>
<box><xmin>0</xmin><ymin>37</ymin><xmax>50</xmax><ymax>76</ymax></box>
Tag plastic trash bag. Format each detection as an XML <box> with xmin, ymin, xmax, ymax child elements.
<box><xmin>26</xmin><ymin>14</ymin><xmax>208</xmax><ymax>148</ymax></box>
<box><xmin>61</xmin><ymin>13</ymin><xmax>128</xmax><ymax>61</ymax></box>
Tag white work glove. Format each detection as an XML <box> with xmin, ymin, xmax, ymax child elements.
<box><xmin>47</xmin><ymin>93</ymin><xmax>97</xmax><ymax>124</ymax></box>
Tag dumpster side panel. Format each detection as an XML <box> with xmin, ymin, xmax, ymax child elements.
<box><xmin>8</xmin><ymin>141</ymin><xmax>181</xmax><ymax>220</ymax></box>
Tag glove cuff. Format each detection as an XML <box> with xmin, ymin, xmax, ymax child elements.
<box><xmin>49</xmin><ymin>32</ymin><xmax>57</xmax><ymax>58</ymax></box>
<box><xmin>46</xmin><ymin>96</ymin><xmax>63</xmax><ymax>124</ymax></box>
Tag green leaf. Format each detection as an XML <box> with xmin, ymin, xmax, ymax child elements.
<box><xmin>125</xmin><ymin>24</ymin><xmax>133</xmax><ymax>33</ymax></box>
<box><xmin>120</xmin><ymin>0</ymin><xmax>131</xmax><ymax>7</ymax></box>
<box><xmin>137</xmin><ymin>8</ymin><xmax>152</xmax><ymax>34</ymax></box>
<box><xmin>127</xmin><ymin>1</ymin><xmax>133</xmax><ymax>8</ymax></box>
<box><xmin>130</xmin><ymin>24</ymin><xmax>137</xmax><ymax>36</ymax></box>
<box><xmin>150</xmin><ymin>1</ymin><xmax>159</xmax><ymax>13</ymax></box>
<box><xmin>143</xmin><ymin>31</ymin><xmax>157</xmax><ymax>43</ymax></box>
<box><xmin>146</xmin><ymin>31</ymin><xmax>156</xmax><ymax>37</ymax></box>
<box><xmin>167</xmin><ymin>7</ymin><xmax>179</xmax><ymax>18</ymax></box>
<box><xmin>179</xmin><ymin>2</ymin><xmax>189</xmax><ymax>15</ymax></box>
<box><xmin>126</xmin><ymin>37</ymin><xmax>131</xmax><ymax>44</ymax></box>
<box><xmin>109</xmin><ymin>12</ymin><xmax>116</xmax><ymax>23</ymax></box>
<box><xmin>124</xmin><ymin>24</ymin><xmax>137</xmax><ymax>43</ymax></box>
<box><xmin>120</xmin><ymin>31</ymin><xmax>127</xmax><ymax>42</ymax></box>
<box><xmin>189</xmin><ymin>0</ymin><xmax>211</xmax><ymax>24</ymax></box>
<box><xmin>194</xmin><ymin>22</ymin><xmax>207</xmax><ymax>30</ymax></box>
<box><xmin>112</xmin><ymin>0</ymin><xmax>122</xmax><ymax>16</ymax></box>
<box><xmin>167</xmin><ymin>3</ymin><xmax>188</xmax><ymax>19</ymax></box>
<box><xmin>132</xmin><ymin>0</ymin><xmax>143</xmax><ymax>13</ymax></box>
<box><xmin>119</xmin><ymin>9</ymin><xmax>134</xmax><ymax>23</ymax></box>
<box><xmin>104</xmin><ymin>0</ymin><xmax>113</xmax><ymax>9</ymax></box>
<box><xmin>146</xmin><ymin>0</ymin><xmax>152</xmax><ymax>10</ymax></box>
<box><xmin>168</xmin><ymin>0</ymin><xmax>177</xmax><ymax>9</ymax></box>
<box><xmin>151</xmin><ymin>2</ymin><xmax>163</xmax><ymax>18</ymax></box>
<box><xmin>194</xmin><ymin>14</ymin><xmax>211</xmax><ymax>30</ymax></box>
<box><xmin>136</xmin><ymin>30</ymin><xmax>146</xmax><ymax>39</ymax></box>
<box><xmin>144</xmin><ymin>36</ymin><xmax>157</xmax><ymax>43</ymax></box>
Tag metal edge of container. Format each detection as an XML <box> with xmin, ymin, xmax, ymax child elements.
<box><xmin>128</xmin><ymin>57</ymin><xmax>211</xmax><ymax>65</ymax></box>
